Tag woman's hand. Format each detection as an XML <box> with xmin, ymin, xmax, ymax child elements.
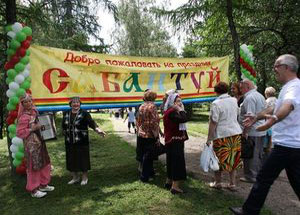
<box><xmin>31</xmin><ymin>123</ymin><xmax>43</xmax><ymax>131</ymax></box>
<box><xmin>95</xmin><ymin>127</ymin><xmax>106</xmax><ymax>137</ymax></box>
<box><xmin>173</xmin><ymin>102</ymin><xmax>184</xmax><ymax>112</ymax></box>
<box><xmin>206</xmin><ymin>140</ymin><xmax>212</xmax><ymax>146</ymax></box>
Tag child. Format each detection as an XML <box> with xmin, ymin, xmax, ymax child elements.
<box><xmin>124</xmin><ymin>107</ymin><xmax>136</xmax><ymax>133</ymax></box>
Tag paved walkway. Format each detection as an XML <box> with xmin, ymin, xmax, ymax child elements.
<box><xmin>111</xmin><ymin>117</ymin><xmax>300</xmax><ymax>215</ymax></box>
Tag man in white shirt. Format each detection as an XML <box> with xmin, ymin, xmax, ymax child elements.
<box><xmin>239</xmin><ymin>80</ymin><xmax>266</xmax><ymax>183</ymax></box>
<box><xmin>230</xmin><ymin>54</ymin><xmax>300</xmax><ymax>215</ymax></box>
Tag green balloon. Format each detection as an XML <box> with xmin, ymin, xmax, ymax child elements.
<box><xmin>14</xmin><ymin>63</ymin><xmax>25</xmax><ymax>73</ymax></box>
<box><xmin>20</xmin><ymin>81</ymin><xmax>31</xmax><ymax>90</ymax></box>
<box><xmin>20</xmin><ymin>56</ymin><xmax>30</xmax><ymax>65</ymax></box>
<box><xmin>9</xmin><ymin>132</ymin><xmax>16</xmax><ymax>139</ymax></box>
<box><xmin>6</xmin><ymin>48</ymin><xmax>16</xmax><ymax>56</ymax></box>
<box><xmin>5</xmin><ymin>25</ymin><xmax>12</xmax><ymax>32</ymax></box>
<box><xmin>7</xmin><ymin>69</ymin><xmax>17</xmax><ymax>79</ymax></box>
<box><xmin>18</xmin><ymin>145</ymin><xmax>24</xmax><ymax>153</ymax></box>
<box><xmin>16</xmin><ymin>88</ymin><xmax>26</xmax><ymax>97</ymax></box>
<box><xmin>8</xmin><ymin>124</ymin><xmax>17</xmax><ymax>133</ymax></box>
<box><xmin>26</xmin><ymin>49</ymin><xmax>31</xmax><ymax>56</ymax></box>
<box><xmin>22</xmin><ymin>26</ymin><xmax>32</xmax><ymax>36</ymax></box>
<box><xmin>10</xmin><ymin>40</ymin><xmax>21</xmax><ymax>50</ymax></box>
<box><xmin>26</xmin><ymin>76</ymin><xmax>31</xmax><ymax>82</ymax></box>
<box><xmin>6</xmin><ymin>77</ymin><xmax>14</xmax><ymax>85</ymax></box>
<box><xmin>248</xmin><ymin>45</ymin><xmax>254</xmax><ymax>52</ymax></box>
<box><xmin>15</xmin><ymin>151</ymin><xmax>24</xmax><ymax>160</ymax></box>
<box><xmin>9</xmin><ymin>96</ymin><xmax>19</xmax><ymax>105</ymax></box>
<box><xmin>16</xmin><ymin>32</ymin><xmax>26</xmax><ymax>42</ymax></box>
<box><xmin>13</xmin><ymin>158</ymin><xmax>22</xmax><ymax>167</ymax></box>
<box><xmin>6</xmin><ymin>103</ymin><xmax>16</xmax><ymax>111</ymax></box>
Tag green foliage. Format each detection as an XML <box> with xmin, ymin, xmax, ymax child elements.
<box><xmin>155</xmin><ymin>0</ymin><xmax>300</xmax><ymax>91</ymax></box>
<box><xmin>112</xmin><ymin>0</ymin><xmax>177</xmax><ymax>57</ymax></box>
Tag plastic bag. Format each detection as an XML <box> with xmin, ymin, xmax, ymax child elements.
<box><xmin>200</xmin><ymin>144</ymin><xmax>219</xmax><ymax>172</ymax></box>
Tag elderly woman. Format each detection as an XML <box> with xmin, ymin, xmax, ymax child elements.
<box><xmin>163</xmin><ymin>92</ymin><xmax>188</xmax><ymax>194</ymax></box>
<box><xmin>136</xmin><ymin>90</ymin><xmax>162</xmax><ymax>182</ymax></box>
<box><xmin>17</xmin><ymin>94</ymin><xmax>54</xmax><ymax>198</ymax></box>
<box><xmin>207</xmin><ymin>82</ymin><xmax>243</xmax><ymax>191</ymax></box>
<box><xmin>62</xmin><ymin>97</ymin><xmax>105</xmax><ymax>185</ymax></box>
<box><xmin>263</xmin><ymin>87</ymin><xmax>277</xmax><ymax>159</ymax></box>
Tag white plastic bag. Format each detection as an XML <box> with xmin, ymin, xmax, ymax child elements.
<box><xmin>200</xmin><ymin>144</ymin><xmax>219</xmax><ymax>172</ymax></box>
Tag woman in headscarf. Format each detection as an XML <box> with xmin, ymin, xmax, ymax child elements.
<box><xmin>62</xmin><ymin>97</ymin><xmax>106</xmax><ymax>186</ymax></box>
<box><xmin>163</xmin><ymin>92</ymin><xmax>188</xmax><ymax>194</ymax></box>
<box><xmin>136</xmin><ymin>90</ymin><xmax>162</xmax><ymax>182</ymax></box>
<box><xmin>16</xmin><ymin>94</ymin><xmax>54</xmax><ymax>198</ymax></box>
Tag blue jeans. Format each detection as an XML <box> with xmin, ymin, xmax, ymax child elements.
<box><xmin>243</xmin><ymin>145</ymin><xmax>300</xmax><ymax>214</ymax></box>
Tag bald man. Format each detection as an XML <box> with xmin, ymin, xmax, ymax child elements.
<box><xmin>238</xmin><ymin>79</ymin><xmax>266</xmax><ymax>183</ymax></box>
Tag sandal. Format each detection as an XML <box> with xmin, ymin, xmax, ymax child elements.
<box><xmin>226</xmin><ymin>184</ymin><xmax>238</xmax><ymax>192</ymax></box>
<box><xmin>208</xmin><ymin>182</ymin><xmax>223</xmax><ymax>190</ymax></box>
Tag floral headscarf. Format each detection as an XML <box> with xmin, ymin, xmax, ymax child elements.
<box><xmin>17</xmin><ymin>94</ymin><xmax>38</xmax><ymax>119</ymax></box>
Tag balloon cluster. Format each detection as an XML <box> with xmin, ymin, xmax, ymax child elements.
<box><xmin>4</xmin><ymin>22</ymin><xmax>33</xmax><ymax>174</ymax></box>
<box><xmin>240</xmin><ymin>44</ymin><xmax>257</xmax><ymax>85</ymax></box>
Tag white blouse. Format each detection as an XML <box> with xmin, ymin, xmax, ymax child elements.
<box><xmin>210</xmin><ymin>93</ymin><xmax>242</xmax><ymax>139</ymax></box>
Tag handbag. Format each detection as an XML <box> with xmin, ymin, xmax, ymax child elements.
<box><xmin>241</xmin><ymin>136</ymin><xmax>255</xmax><ymax>159</ymax></box>
<box><xmin>153</xmin><ymin>139</ymin><xmax>166</xmax><ymax>157</ymax></box>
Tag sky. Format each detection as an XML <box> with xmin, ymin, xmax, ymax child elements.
<box><xmin>93</xmin><ymin>0</ymin><xmax>189</xmax><ymax>54</ymax></box>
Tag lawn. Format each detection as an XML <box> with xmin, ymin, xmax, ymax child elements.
<box><xmin>0</xmin><ymin>113</ymin><xmax>272</xmax><ymax>215</ymax></box>
<box><xmin>187</xmin><ymin>111</ymin><xmax>209</xmax><ymax>137</ymax></box>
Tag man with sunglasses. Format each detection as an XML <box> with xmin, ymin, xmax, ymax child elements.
<box><xmin>230</xmin><ymin>54</ymin><xmax>300</xmax><ymax>214</ymax></box>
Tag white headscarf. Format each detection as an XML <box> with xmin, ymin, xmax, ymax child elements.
<box><xmin>164</xmin><ymin>92</ymin><xmax>186</xmax><ymax>131</ymax></box>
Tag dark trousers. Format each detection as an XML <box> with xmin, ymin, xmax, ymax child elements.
<box><xmin>139</xmin><ymin>137</ymin><xmax>155</xmax><ymax>181</ymax></box>
<box><xmin>166</xmin><ymin>141</ymin><xmax>187</xmax><ymax>181</ymax></box>
<box><xmin>243</xmin><ymin>145</ymin><xmax>300</xmax><ymax>214</ymax></box>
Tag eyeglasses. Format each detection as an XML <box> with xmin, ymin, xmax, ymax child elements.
<box><xmin>273</xmin><ymin>64</ymin><xmax>287</xmax><ymax>70</ymax></box>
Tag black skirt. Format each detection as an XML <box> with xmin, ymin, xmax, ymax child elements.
<box><xmin>66</xmin><ymin>144</ymin><xmax>91</xmax><ymax>172</ymax></box>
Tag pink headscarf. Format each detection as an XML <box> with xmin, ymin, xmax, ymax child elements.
<box><xmin>17</xmin><ymin>94</ymin><xmax>38</xmax><ymax>119</ymax></box>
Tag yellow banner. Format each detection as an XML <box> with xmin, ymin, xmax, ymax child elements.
<box><xmin>30</xmin><ymin>45</ymin><xmax>229</xmax><ymax>111</ymax></box>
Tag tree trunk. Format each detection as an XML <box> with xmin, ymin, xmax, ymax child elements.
<box><xmin>5</xmin><ymin>0</ymin><xmax>17</xmax><ymax>176</ymax></box>
<box><xmin>226</xmin><ymin>0</ymin><xmax>241</xmax><ymax>80</ymax></box>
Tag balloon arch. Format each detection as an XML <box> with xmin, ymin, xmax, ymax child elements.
<box><xmin>4</xmin><ymin>22</ymin><xmax>33</xmax><ymax>175</ymax></box>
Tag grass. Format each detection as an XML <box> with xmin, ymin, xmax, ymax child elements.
<box><xmin>187</xmin><ymin>111</ymin><xmax>210</xmax><ymax>137</ymax></box>
<box><xmin>0</xmin><ymin>113</ymin><xmax>272</xmax><ymax>215</ymax></box>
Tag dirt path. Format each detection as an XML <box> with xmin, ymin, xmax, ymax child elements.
<box><xmin>111</xmin><ymin>117</ymin><xmax>300</xmax><ymax>215</ymax></box>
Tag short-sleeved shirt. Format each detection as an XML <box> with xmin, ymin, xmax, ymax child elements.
<box><xmin>136</xmin><ymin>101</ymin><xmax>160</xmax><ymax>139</ymax></box>
<box><xmin>210</xmin><ymin>94</ymin><xmax>242</xmax><ymax>139</ymax></box>
<box><xmin>239</xmin><ymin>89</ymin><xmax>266</xmax><ymax>136</ymax></box>
<box><xmin>128</xmin><ymin>111</ymin><xmax>135</xmax><ymax>122</ymax></box>
<box><xmin>266</xmin><ymin>97</ymin><xmax>277</xmax><ymax>109</ymax></box>
<box><xmin>272</xmin><ymin>78</ymin><xmax>300</xmax><ymax>148</ymax></box>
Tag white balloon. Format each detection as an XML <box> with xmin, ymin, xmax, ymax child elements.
<box><xmin>12</xmin><ymin>137</ymin><xmax>23</xmax><ymax>145</ymax></box>
<box><xmin>9</xmin><ymin>82</ymin><xmax>20</xmax><ymax>91</ymax></box>
<box><xmin>25</xmin><ymin>64</ymin><xmax>31</xmax><ymax>70</ymax></box>
<box><xmin>7</xmin><ymin>31</ymin><xmax>16</xmax><ymax>39</ymax></box>
<box><xmin>6</xmin><ymin>89</ymin><xmax>16</xmax><ymax>97</ymax></box>
<box><xmin>15</xmin><ymin>74</ymin><xmax>25</xmax><ymax>84</ymax></box>
<box><xmin>12</xmin><ymin>152</ymin><xmax>16</xmax><ymax>159</ymax></box>
<box><xmin>22</xmin><ymin>69</ymin><xmax>30</xmax><ymax>78</ymax></box>
<box><xmin>10</xmin><ymin>144</ymin><xmax>18</xmax><ymax>153</ymax></box>
<box><xmin>12</xmin><ymin>22</ymin><xmax>23</xmax><ymax>33</ymax></box>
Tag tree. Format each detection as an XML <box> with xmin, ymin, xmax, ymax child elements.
<box><xmin>155</xmin><ymin>0</ymin><xmax>300</xmax><ymax>92</ymax></box>
<box><xmin>112</xmin><ymin>0</ymin><xmax>177</xmax><ymax>57</ymax></box>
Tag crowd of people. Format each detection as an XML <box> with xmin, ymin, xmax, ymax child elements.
<box><xmin>15</xmin><ymin>54</ymin><xmax>300</xmax><ymax>215</ymax></box>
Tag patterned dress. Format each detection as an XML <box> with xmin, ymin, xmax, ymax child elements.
<box><xmin>213</xmin><ymin>134</ymin><xmax>242</xmax><ymax>171</ymax></box>
<box><xmin>62</xmin><ymin>109</ymin><xmax>97</xmax><ymax>172</ymax></box>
